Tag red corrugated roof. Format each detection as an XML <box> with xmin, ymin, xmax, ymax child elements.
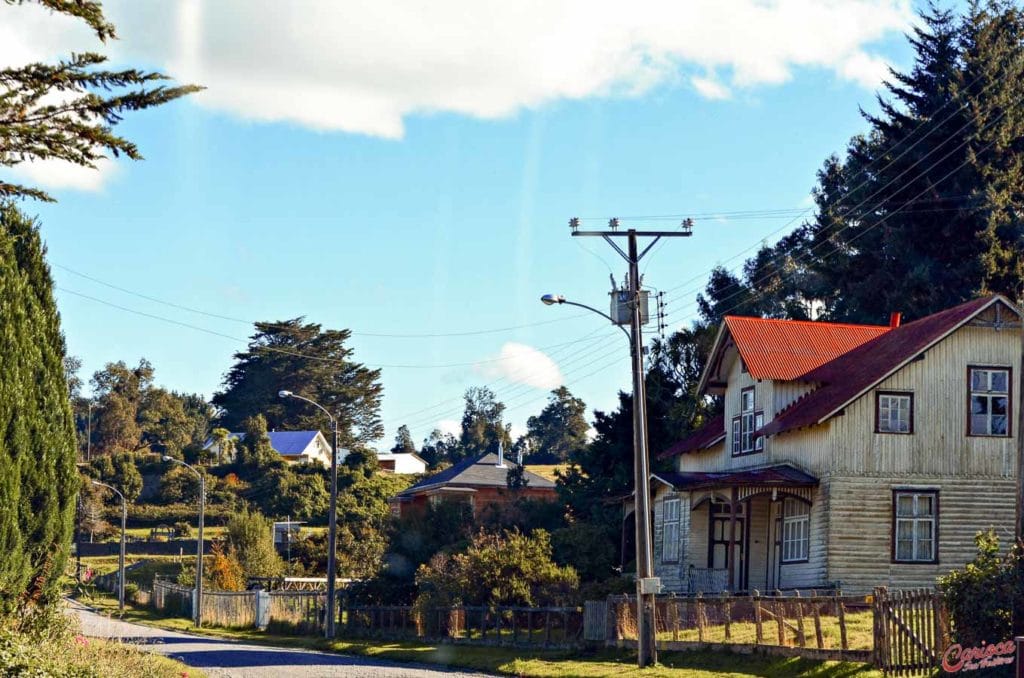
<box><xmin>725</xmin><ymin>316</ymin><xmax>889</xmax><ymax>381</ymax></box>
<box><xmin>761</xmin><ymin>295</ymin><xmax>1008</xmax><ymax>436</ymax></box>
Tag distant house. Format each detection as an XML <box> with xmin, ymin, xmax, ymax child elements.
<box><xmin>390</xmin><ymin>451</ymin><xmax>556</xmax><ymax>518</ymax></box>
<box><xmin>647</xmin><ymin>295</ymin><xmax>1019</xmax><ymax>596</ymax></box>
<box><xmin>377</xmin><ymin>452</ymin><xmax>428</xmax><ymax>474</ymax></box>
<box><xmin>204</xmin><ymin>430</ymin><xmax>336</xmax><ymax>466</ymax></box>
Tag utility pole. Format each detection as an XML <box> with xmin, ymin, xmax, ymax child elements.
<box><xmin>570</xmin><ymin>217</ymin><xmax>693</xmax><ymax>668</ymax></box>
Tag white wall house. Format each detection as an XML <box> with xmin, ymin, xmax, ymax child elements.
<box><xmin>377</xmin><ymin>452</ymin><xmax>428</xmax><ymax>474</ymax></box>
<box><xmin>204</xmin><ymin>430</ymin><xmax>336</xmax><ymax>467</ymax></box>
<box><xmin>648</xmin><ymin>295</ymin><xmax>1019</xmax><ymax>596</ymax></box>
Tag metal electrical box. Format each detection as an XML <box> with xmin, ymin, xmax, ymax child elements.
<box><xmin>610</xmin><ymin>289</ymin><xmax>650</xmax><ymax>326</ymax></box>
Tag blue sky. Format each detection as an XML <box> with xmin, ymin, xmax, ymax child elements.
<box><xmin>4</xmin><ymin>1</ymin><xmax>923</xmax><ymax>447</ymax></box>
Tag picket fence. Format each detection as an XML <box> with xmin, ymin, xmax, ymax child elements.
<box><xmin>148</xmin><ymin>579</ymin><xmax>965</xmax><ymax>674</ymax></box>
<box><xmin>597</xmin><ymin>591</ymin><xmax>871</xmax><ymax>662</ymax></box>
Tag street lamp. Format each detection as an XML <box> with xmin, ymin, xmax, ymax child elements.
<box><xmin>540</xmin><ymin>291</ymin><xmax>658</xmax><ymax>664</ymax></box>
<box><xmin>279</xmin><ymin>390</ymin><xmax>340</xmax><ymax>638</ymax></box>
<box><xmin>91</xmin><ymin>479</ymin><xmax>126</xmax><ymax>613</ymax></box>
<box><xmin>163</xmin><ymin>456</ymin><xmax>205</xmax><ymax>627</ymax></box>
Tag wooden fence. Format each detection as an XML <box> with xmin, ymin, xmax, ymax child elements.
<box><xmin>152</xmin><ymin>580</ymin><xmax>193</xmax><ymax>618</ymax></box>
<box><xmin>344</xmin><ymin>605</ymin><xmax>583</xmax><ymax>648</ymax></box>
<box><xmin>872</xmin><ymin>587</ymin><xmax>949</xmax><ymax>676</ymax></box>
<box><xmin>601</xmin><ymin>591</ymin><xmax>872</xmax><ymax>662</ymax></box>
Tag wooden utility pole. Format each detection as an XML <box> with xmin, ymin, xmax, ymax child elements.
<box><xmin>570</xmin><ymin>217</ymin><xmax>693</xmax><ymax>667</ymax></box>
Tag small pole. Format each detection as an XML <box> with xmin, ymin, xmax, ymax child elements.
<box><xmin>119</xmin><ymin>497</ymin><xmax>126</xmax><ymax>612</ymax></box>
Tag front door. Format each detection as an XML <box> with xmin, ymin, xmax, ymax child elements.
<box><xmin>708</xmin><ymin>502</ymin><xmax>746</xmax><ymax>592</ymax></box>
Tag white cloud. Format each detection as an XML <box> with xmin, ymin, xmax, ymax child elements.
<box><xmin>691</xmin><ymin>76</ymin><xmax>731</xmax><ymax>100</ymax></box>
<box><xmin>437</xmin><ymin>419</ymin><xmax>461</xmax><ymax>437</ymax></box>
<box><xmin>8</xmin><ymin>158</ymin><xmax>118</xmax><ymax>193</ymax></box>
<box><xmin>509</xmin><ymin>423</ymin><xmax>528</xmax><ymax>442</ymax></box>
<box><xmin>1</xmin><ymin>0</ymin><xmax>913</xmax><ymax>140</ymax></box>
<box><xmin>478</xmin><ymin>342</ymin><xmax>564</xmax><ymax>390</ymax></box>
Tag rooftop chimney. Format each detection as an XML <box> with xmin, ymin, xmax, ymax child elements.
<box><xmin>890</xmin><ymin>312</ymin><xmax>902</xmax><ymax>328</ymax></box>
<box><xmin>496</xmin><ymin>441</ymin><xmax>506</xmax><ymax>468</ymax></box>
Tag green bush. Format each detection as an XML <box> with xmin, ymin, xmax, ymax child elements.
<box><xmin>110</xmin><ymin>502</ymin><xmax>232</xmax><ymax>528</ymax></box>
<box><xmin>414</xmin><ymin>528</ymin><xmax>578</xmax><ymax>612</ymax></box>
<box><xmin>173</xmin><ymin>521</ymin><xmax>192</xmax><ymax>538</ymax></box>
<box><xmin>123</xmin><ymin>582</ymin><xmax>140</xmax><ymax>604</ymax></box>
<box><xmin>939</xmin><ymin>530</ymin><xmax>1024</xmax><ymax>647</ymax></box>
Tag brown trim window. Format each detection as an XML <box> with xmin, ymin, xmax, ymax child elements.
<box><xmin>732</xmin><ymin>387</ymin><xmax>764</xmax><ymax>456</ymax></box>
<box><xmin>892</xmin><ymin>490</ymin><xmax>938</xmax><ymax>564</ymax></box>
<box><xmin>969</xmin><ymin>366</ymin><xmax>1011</xmax><ymax>437</ymax></box>
<box><xmin>876</xmin><ymin>391</ymin><xmax>913</xmax><ymax>434</ymax></box>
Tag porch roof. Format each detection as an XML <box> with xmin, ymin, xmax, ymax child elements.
<box><xmin>653</xmin><ymin>463</ymin><xmax>818</xmax><ymax>491</ymax></box>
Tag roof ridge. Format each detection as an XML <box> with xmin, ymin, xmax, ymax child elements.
<box><xmin>725</xmin><ymin>315</ymin><xmax>890</xmax><ymax>330</ymax></box>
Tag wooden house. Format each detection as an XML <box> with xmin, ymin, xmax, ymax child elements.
<box><xmin>650</xmin><ymin>295</ymin><xmax>1019</xmax><ymax>596</ymax></box>
<box><xmin>389</xmin><ymin>451</ymin><xmax>556</xmax><ymax>518</ymax></box>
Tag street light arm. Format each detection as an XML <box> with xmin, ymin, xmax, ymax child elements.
<box><xmin>282</xmin><ymin>392</ymin><xmax>336</xmax><ymax>425</ymax></box>
<box><xmin>164</xmin><ymin>456</ymin><xmax>202</xmax><ymax>481</ymax></box>
<box><xmin>90</xmin><ymin>479</ymin><xmax>125</xmax><ymax>503</ymax></box>
<box><xmin>555</xmin><ymin>299</ymin><xmax>632</xmax><ymax>343</ymax></box>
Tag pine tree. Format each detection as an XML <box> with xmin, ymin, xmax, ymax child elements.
<box><xmin>390</xmin><ymin>425</ymin><xmax>417</xmax><ymax>455</ymax></box>
<box><xmin>0</xmin><ymin>203</ymin><xmax>77</xmax><ymax>612</ymax></box>
<box><xmin>2</xmin><ymin>1</ymin><xmax>200</xmax><ymax>202</ymax></box>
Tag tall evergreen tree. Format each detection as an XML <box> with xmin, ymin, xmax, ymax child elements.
<box><xmin>1</xmin><ymin>1</ymin><xmax>199</xmax><ymax>201</ymax></box>
<box><xmin>0</xmin><ymin>204</ymin><xmax>77</xmax><ymax>612</ymax></box>
<box><xmin>522</xmin><ymin>387</ymin><xmax>589</xmax><ymax>463</ymax></box>
<box><xmin>390</xmin><ymin>425</ymin><xmax>417</xmax><ymax>455</ymax></box>
<box><xmin>213</xmin><ymin>319</ymin><xmax>384</xmax><ymax>449</ymax></box>
<box><xmin>456</xmin><ymin>386</ymin><xmax>511</xmax><ymax>463</ymax></box>
<box><xmin>802</xmin><ymin>1</ymin><xmax>1024</xmax><ymax>322</ymax></box>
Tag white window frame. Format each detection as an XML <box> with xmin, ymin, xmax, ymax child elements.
<box><xmin>780</xmin><ymin>498</ymin><xmax>809</xmax><ymax>563</ymax></box>
<box><xmin>893</xmin><ymin>490</ymin><xmax>937</xmax><ymax>563</ymax></box>
<box><xmin>662</xmin><ymin>498</ymin><xmax>681</xmax><ymax>563</ymax></box>
<box><xmin>969</xmin><ymin>367</ymin><xmax>1010</xmax><ymax>437</ymax></box>
<box><xmin>733</xmin><ymin>387</ymin><xmax>763</xmax><ymax>455</ymax></box>
<box><xmin>877</xmin><ymin>392</ymin><xmax>913</xmax><ymax>434</ymax></box>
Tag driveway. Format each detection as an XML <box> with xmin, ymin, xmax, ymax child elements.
<box><xmin>69</xmin><ymin>600</ymin><xmax>493</xmax><ymax>678</ymax></box>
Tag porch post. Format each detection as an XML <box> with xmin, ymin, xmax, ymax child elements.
<box><xmin>727</xmin><ymin>486</ymin><xmax>738</xmax><ymax>592</ymax></box>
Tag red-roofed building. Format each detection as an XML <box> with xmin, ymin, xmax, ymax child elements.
<box><xmin>650</xmin><ymin>295</ymin><xmax>1020</xmax><ymax>595</ymax></box>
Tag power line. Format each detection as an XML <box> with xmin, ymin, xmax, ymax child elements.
<box><xmin>56</xmin><ymin>286</ymin><xmax>619</xmax><ymax>371</ymax></box>
<box><xmin>52</xmin><ymin>262</ymin><xmax>591</xmax><ymax>339</ymax></box>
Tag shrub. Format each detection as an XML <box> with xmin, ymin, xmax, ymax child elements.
<box><xmin>173</xmin><ymin>521</ymin><xmax>192</xmax><ymax>539</ymax></box>
<box><xmin>939</xmin><ymin>530</ymin><xmax>1024</xmax><ymax>646</ymax></box>
<box><xmin>226</xmin><ymin>507</ymin><xmax>283</xmax><ymax>580</ymax></box>
<box><xmin>414</xmin><ymin>528</ymin><xmax>578</xmax><ymax>613</ymax></box>
<box><xmin>123</xmin><ymin>582</ymin><xmax>140</xmax><ymax>604</ymax></box>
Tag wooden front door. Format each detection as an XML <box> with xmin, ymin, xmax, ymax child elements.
<box><xmin>708</xmin><ymin>503</ymin><xmax>746</xmax><ymax>592</ymax></box>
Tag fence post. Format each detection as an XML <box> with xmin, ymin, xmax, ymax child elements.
<box><xmin>774</xmin><ymin>591</ymin><xmax>785</xmax><ymax>646</ymax></box>
<box><xmin>836</xmin><ymin>589</ymin><xmax>848</xmax><ymax>651</ymax></box>
<box><xmin>753</xmin><ymin>590</ymin><xmax>763</xmax><ymax>645</ymax></box>
<box><xmin>795</xmin><ymin>590</ymin><xmax>806</xmax><ymax>648</ymax></box>
<box><xmin>696</xmin><ymin>593</ymin><xmax>705</xmax><ymax>643</ymax></box>
<box><xmin>255</xmin><ymin>590</ymin><xmax>270</xmax><ymax>630</ymax></box>
<box><xmin>723</xmin><ymin>597</ymin><xmax>732</xmax><ymax>642</ymax></box>
<box><xmin>812</xmin><ymin>595</ymin><xmax>824</xmax><ymax>649</ymax></box>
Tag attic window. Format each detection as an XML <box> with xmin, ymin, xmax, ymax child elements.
<box><xmin>876</xmin><ymin>392</ymin><xmax>913</xmax><ymax>434</ymax></box>
<box><xmin>732</xmin><ymin>387</ymin><xmax>763</xmax><ymax>456</ymax></box>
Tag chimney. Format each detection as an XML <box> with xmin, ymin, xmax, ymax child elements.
<box><xmin>889</xmin><ymin>312</ymin><xmax>902</xmax><ymax>328</ymax></box>
<box><xmin>516</xmin><ymin>445</ymin><xmax>523</xmax><ymax>467</ymax></box>
<box><xmin>496</xmin><ymin>441</ymin><xmax>506</xmax><ymax>468</ymax></box>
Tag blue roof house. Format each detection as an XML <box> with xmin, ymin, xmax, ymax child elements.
<box><xmin>204</xmin><ymin>430</ymin><xmax>336</xmax><ymax>466</ymax></box>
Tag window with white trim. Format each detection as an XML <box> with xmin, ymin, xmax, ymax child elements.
<box><xmin>969</xmin><ymin>367</ymin><xmax>1010</xmax><ymax>436</ymax></box>
<box><xmin>877</xmin><ymin>392</ymin><xmax>913</xmax><ymax>434</ymax></box>
<box><xmin>894</xmin><ymin>491</ymin><xmax>937</xmax><ymax>563</ymax></box>
<box><xmin>732</xmin><ymin>387</ymin><xmax>763</xmax><ymax>455</ymax></box>
<box><xmin>781</xmin><ymin>498</ymin><xmax>809</xmax><ymax>563</ymax></box>
<box><xmin>662</xmin><ymin>498</ymin><xmax>681</xmax><ymax>563</ymax></box>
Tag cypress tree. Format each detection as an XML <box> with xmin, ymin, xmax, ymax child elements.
<box><xmin>0</xmin><ymin>203</ymin><xmax>77</xmax><ymax>612</ymax></box>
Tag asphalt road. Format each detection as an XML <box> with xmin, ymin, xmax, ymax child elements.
<box><xmin>69</xmin><ymin>600</ymin><xmax>493</xmax><ymax>678</ymax></box>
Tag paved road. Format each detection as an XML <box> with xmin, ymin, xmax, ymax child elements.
<box><xmin>68</xmin><ymin>600</ymin><xmax>493</xmax><ymax>678</ymax></box>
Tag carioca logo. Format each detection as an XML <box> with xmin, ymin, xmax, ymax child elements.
<box><xmin>941</xmin><ymin>640</ymin><xmax>1015</xmax><ymax>673</ymax></box>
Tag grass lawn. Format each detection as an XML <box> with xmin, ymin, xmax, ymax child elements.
<box><xmin>653</xmin><ymin>610</ymin><xmax>874</xmax><ymax>651</ymax></box>
<box><xmin>76</xmin><ymin>592</ymin><xmax>883</xmax><ymax>678</ymax></box>
<box><xmin>78</xmin><ymin>555</ymin><xmax>184</xmax><ymax>585</ymax></box>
